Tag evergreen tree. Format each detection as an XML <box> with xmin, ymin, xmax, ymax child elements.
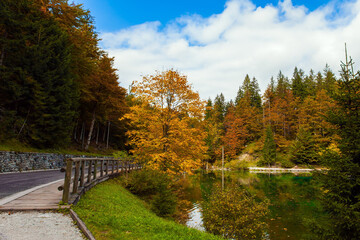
<box><xmin>234</xmin><ymin>86</ymin><xmax>244</xmax><ymax>107</ymax></box>
<box><xmin>275</xmin><ymin>71</ymin><xmax>289</xmax><ymax>98</ymax></box>
<box><xmin>304</xmin><ymin>69</ymin><xmax>316</xmax><ymax>96</ymax></box>
<box><xmin>292</xmin><ymin>67</ymin><xmax>306</xmax><ymax>100</ymax></box>
<box><xmin>214</xmin><ymin>93</ymin><xmax>226</xmax><ymax>122</ymax></box>
<box><xmin>323</xmin><ymin>64</ymin><xmax>337</xmax><ymax>94</ymax></box>
<box><xmin>0</xmin><ymin>0</ymin><xmax>77</xmax><ymax>147</ymax></box>
<box><xmin>317</xmin><ymin>50</ymin><xmax>360</xmax><ymax>238</ymax></box>
<box><xmin>250</xmin><ymin>77</ymin><xmax>262</xmax><ymax>108</ymax></box>
<box><xmin>241</xmin><ymin>75</ymin><xmax>262</xmax><ymax>108</ymax></box>
<box><xmin>205</xmin><ymin>98</ymin><xmax>213</xmax><ymax>120</ymax></box>
<box><xmin>290</xmin><ymin>127</ymin><xmax>318</xmax><ymax>164</ymax></box>
<box><xmin>315</xmin><ymin>71</ymin><xmax>324</xmax><ymax>91</ymax></box>
<box><xmin>261</xmin><ymin>126</ymin><xmax>276</xmax><ymax>166</ymax></box>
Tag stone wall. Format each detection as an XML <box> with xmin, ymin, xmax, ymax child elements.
<box><xmin>0</xmin><ymin>151</ymin><xmax>90</xmax><ymax>173</ymax></box>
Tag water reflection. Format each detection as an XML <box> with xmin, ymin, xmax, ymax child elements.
<box><xmin>178</xmin><ymin>171</ymin><xmax>328</xmax><ymax>240</ymax></box>
<box><xmin>186</xmin><ymin>202</ymin><xmax>205</xmax><ymax>231</ymax></box>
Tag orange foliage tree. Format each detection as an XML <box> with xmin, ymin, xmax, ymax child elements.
<box><xmin>222</xmin><ymin>105</ymin><xmax>247</xmax><ymax>158</ymax></box>
<box><xmin>297</xmin><ymin>89</ymin><xmax>336</xmax><ymax>147</ymax></box>
<box><xmin>125</xmin><ymin>70</ymin><xmax>207</xmax><ymax>174</ymax></box>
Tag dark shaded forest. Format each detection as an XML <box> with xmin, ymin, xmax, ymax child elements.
<box><xmin>0</xmin><ymin>0</ymin><xmax>128</xmax><ymax>151</ymax></box>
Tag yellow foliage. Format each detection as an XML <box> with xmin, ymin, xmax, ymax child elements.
<box><xmin>124</xmin><ymin>70</ymin><xmax>207</xmax><ymax>175</ymax></box>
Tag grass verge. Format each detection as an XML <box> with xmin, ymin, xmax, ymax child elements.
<box><xmin>73</xmin><ymin>177</ymin><xmax>223</xmax><ymax>240</ymax></box>
<box><xmin>0</xmin><ymin>139</ymin><xmax>111</xmax><ymax>157</ymax></box>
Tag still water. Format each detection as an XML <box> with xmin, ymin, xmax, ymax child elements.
<box><xmin>182</xmin><ymin>171</ymin><xmax>328</xmax><ymax>240</ymax></box>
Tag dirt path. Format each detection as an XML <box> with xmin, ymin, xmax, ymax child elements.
<box><xmin>0</xmin><ymin>212</ymin><xmax>84</xmax><ymax>240</ymax></box>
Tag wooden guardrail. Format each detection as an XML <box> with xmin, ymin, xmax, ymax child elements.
<box><xmin>61</xmin><ymin>157</ymin><xmax>139</xmax><ymax>204</ymax></box>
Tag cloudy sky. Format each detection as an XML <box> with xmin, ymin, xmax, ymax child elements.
<box><xmin>73</xmin><ymin>0</ymin><xmax>360</xmax><ymax>101</ymax></box>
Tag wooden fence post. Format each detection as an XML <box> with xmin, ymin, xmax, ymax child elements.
<box><xmin>93</xmin><ymin>160</ymin><xmax>98</xmax><ymax>179</ymax></box>
<box><xmin>62</xmin><ymin>159</ymin><xmax>73</xmax><ymax>204</ymax></box>
<box><xmin>106</xmin><ymin>160</ymin><xmax>109</xmax><ymax>175</ymax></box>
<box><xmin>80</xmin><ymin>160</ymin><xmax>85</xmax><ymax>187</ymax></box>
<box><xmin>87</xmin><ymin>160</ymin><xmax>92</xmax><ymax>183</ymax></box>
<box><xmin>72</xmin><ymin>161</ymin><xmax>80</xmax><ymax>194</ymax></box>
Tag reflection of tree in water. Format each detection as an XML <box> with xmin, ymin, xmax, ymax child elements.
<box><xmin>176</xmin><ymin>171</ymin><xmax>331</xmax><ymax>239</ymax></box>
<box><xmin>255</xmin><ymin>173</ymin><xmax>328</xmax><ymax>240</ymax></box>
<box><xmin>172</xmin><ymin>176</ymin><xmax>203</xmax><ymax>224</ymax></box>
<box><xmin>202</xmin><ymin>183</ymin><xmax>269</xmax><ymax>240</ymax></box>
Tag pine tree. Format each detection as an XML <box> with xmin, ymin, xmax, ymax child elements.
<box><xmin>316</xmin><ymin>49</ymin><xmax>360</xmax><ymax>238</ymax></box>
<box><xmin>205</xmin><ymin>99</ymin><xmax>213</xmax><ymax>120</ymax></box>
<box><xmin>234</xmin><ymin>86</ymin><xmax>244</xmax><ymax>107</ymax></box>
<box><xmin>214</xmin><ymin>93</ymin><xmax>226</xmax><ymax>122</ymax></box>
<box><xmin>290</xmin><ymin>127</ymin><xmax>318</xmax><ymax>164</ymax></box>
<box><xmin>292</xmin><ymin>67</ymin><xmax>306</xmax><ymax>100</ymax></box>
<box><xmin>0</xmin><ymin>0</ymin><xmax>77</xmax><ymax>147</ymax></box>
<box><xmin>261</xmin><ymin>126</ymin><xmax>276</xmax><ymax>166</ymax></box>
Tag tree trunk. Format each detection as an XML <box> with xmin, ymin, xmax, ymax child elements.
<box><xmin>103</xmin><ymin>124</ymin><xmax>106</xmax><ymax>142</ymax></box>
<box><xmin>106</xmin><ymin>121</ymin><xmax>110</xmax><ymax>149</ymax></box>
<box><xmin>0</xmin><ymin>32</ymin><xmax>7</xmax><ymax>66</ymax></box>
<box><xmin>85</xmin><ymin>109</ymin><xmax>96</xmax><ymax>150</ymax></box>
<box><xmin>17</xmin><ymin>108</ymin><xmax>30</xmax><ymax>138</ymax></box>
<box><xmin>73</xmin><ymin>119</ymin><xmax>79</xmax><ymax>141</ymax></box>
<box><xmin>96</xmin><ymin>122</ymin><xmax>99</xmax><ymax>145</ymax></box>
<box><xmin>81</xmin><ymin>122</ymin><xmax>85</xmax><ymax>148</ymax></box>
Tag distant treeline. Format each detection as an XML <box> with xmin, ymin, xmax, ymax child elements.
<box><xmin>205</xmin><ymin>65</ymin><xmax>341</xmax><ymax>166</ymax></box>
<box><xmin>0</xmin><ymin>0</ymin><xmax>127</xmax><ymax>150</ymax></box>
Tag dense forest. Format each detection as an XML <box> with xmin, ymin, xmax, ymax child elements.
<box><xmin>0</xmin><ymin>0</ymin><xmax>127</xmax><ymax>151</ymax></box>
<box><xmin>205</xmin><ymin>65</ymin><xmax>338</xmax><ymax>167</ymax></box>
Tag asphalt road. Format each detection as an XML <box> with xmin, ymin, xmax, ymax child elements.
<box><xmin>0</xmin><ymin>170</ymin><xmax>65</xmax><ymax>199</ymax></box>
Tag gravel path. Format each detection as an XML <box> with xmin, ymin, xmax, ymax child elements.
<box><xmin>0</xmin><ymin>212</ymin><xmax>84</xmax><ymax>240</ymax></box>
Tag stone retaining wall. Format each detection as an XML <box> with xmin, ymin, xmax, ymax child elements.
<box><xmin>0</xmin><ymin>151</ymin><xmax>90</xmax><ymax>173</ymax></box>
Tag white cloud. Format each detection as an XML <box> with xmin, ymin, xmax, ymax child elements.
<box><xmin>101</xmin><ymin>0</ymin><xmax>360</xmax><ymax>101</ymax></box>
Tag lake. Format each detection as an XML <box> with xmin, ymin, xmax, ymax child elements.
<box><xmin>180</xmin><ymin>170</ymin><xmax>329</xmax><ymax>240</ymax></box>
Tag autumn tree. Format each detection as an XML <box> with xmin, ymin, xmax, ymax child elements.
<box><xmin>297</xmin><ymin>89</ymin><xmax>336</xmax><ymax>148</ymax></box>
<box><xmin>235</xmin><ymin>75</ymin><xmax>263</xmax><ymax>143</ymax></box>
<box><xmin>82</xmin><ymin>53</ymin><xmax>127</xmax><ymax>150</ymax></box>
<box><xmin>125</xmin><ymin>70</ymin><xmax>207</xmax><ymax>174</ymax></box>
<box><xmin>222</xmin><ymin>104</ymin><xmax>247</xmax><ymax>158</ymax></box>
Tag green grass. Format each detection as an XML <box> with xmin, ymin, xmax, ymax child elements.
<box><xmin>73</xmin><ymin>177</ymin><xmax>223</xmax><ymax>240</ymax></box>
<box><xmin>0</xmin><ymin>139</ymin><xmax>111</xmax><ymax>157</ymax></box>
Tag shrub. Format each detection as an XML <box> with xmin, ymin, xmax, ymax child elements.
<box><xmin>277</xmin><ymin>154</ymin><xmax>295</xmax><ymax>168</ymax></box>
<box><xmin>124</xmin><ymin>169</ymin><xmax>169</xmax><ymax>196</ymax></box>
<box><xmin>202</xmin><ymin>184</ymin><xmax>269</xmax><ymax>239</ymax></box>
<box><xmin>151</xmin><ymin>188</ymin><xmax>177</xmax><ymax>217</ymax></box>
<box><xmin>225</xmin><ymin>160</ymin><xmax>252</xmax><ymax>170</ymax></box>
<box><xmin>123</xmin><ymin>169</ymin><xmax>177</xmax><ymax>217</ymax></box>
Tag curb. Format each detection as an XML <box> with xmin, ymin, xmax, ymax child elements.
<box><xmin>70</xmin><ymin>209</ymin><xmax>96</xmax><ymax>240</ymax></box>
<box><xmin>0</xmin><ymin>168</ymin><xmax>61</xmax><ymax>175</ymax></box>
<box><xmin>0</xmin><ymin>205</ymin><xmax>70</xmax><ymax>211</ymax></box>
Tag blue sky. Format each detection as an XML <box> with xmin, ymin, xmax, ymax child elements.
<box><xmin>72</xmin><ymin>0</ymin><xmax>360</xmax><ymax>100</ymax></box>
<box><xmin>73</xmin><ymin>0</ymin><xmax>334</xmax><ymax>32</ymax></box>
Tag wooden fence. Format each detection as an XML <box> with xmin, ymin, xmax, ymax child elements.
<box><xmin>61</xmin><ymin>157</ymin><xmax>139</xmax><ymax>204</ymax></box>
